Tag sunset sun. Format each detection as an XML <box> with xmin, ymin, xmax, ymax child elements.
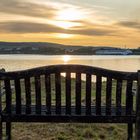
<box><xmin>51</xmin><ymin>8</ymin><xmax>85</xmax><ymax>29</ymax></box>
<box><xmin>56</xmin><ymin>8</ymin><xmax>84</xmax><ymax>21</ymax></box>
<box><xmin>53</xmin><ymin>21</ymin><xmax>81</xmax><ymax>29</ymax></box>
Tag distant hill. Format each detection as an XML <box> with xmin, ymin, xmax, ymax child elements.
<box><xmin>0</xmin><ymin>42</ymin><xmax>139</xmax><ymax>55</ymax></box>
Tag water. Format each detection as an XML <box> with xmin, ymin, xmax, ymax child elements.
<box><xmin>0</xmin><ymin>54</ymin><xmax>140</xmax><ymax>72</ymax></box>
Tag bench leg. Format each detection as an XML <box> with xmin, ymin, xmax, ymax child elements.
<box><xmin>0</xmin><ymin>120</ymin><xmax>2</xmax><ymax>140</ymax></box>
<box><xmin>6</xmin><ymin>122</ymin><xmax>11</xmax><ymax>140</ymax></box>
<box><xmin>127</xmin><ymin>123</ymin><xmax>133</xmax><ymax>140</ymax></box>
<box><xmin>136</xmin><ymin>118</ymin><xmax>140</xmax><ymax>140</ymax></box>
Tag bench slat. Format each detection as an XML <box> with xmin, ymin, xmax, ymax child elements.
<box><xmin>116</xmin><ymin>79</ymin><xmax>122</xmax><ymax>115</ymax></box>
<box><xmin>86</xmin><ymin>74</ymin><xmax>91</xmax><ymax>115</ymax></box>
<box><xmin>45</xmin><ymin>74</ymin><xmax>51</xmax><ymax>114</ymax></box>
<box><xmin>15</xmin><ymin>78</ymin><xmax>21</xmax><ymax>114</ymax></box>
<box><xmin>25</xmin><ymin>77</ymin><xmax>31</xmax><ymax>114</ymax></box>
<box><xmin>96</xmin><ymin>75</ymin><xmax>102</xmax><ymax>115</ymax></box>
<box><xmin>76</xmin><ymin>73</ymin><xmax>81</xmax><ymax>115</ymax></box>
<box><xmin>35</xmin><ymin>75</ymin><xmax>41</xmax><ymax>114</ymax></box>
<box><xmin>55</xmin><ymin>73</ymin><xmax>61</xmax><ymax>114</ymax></box>
<box><xmin>126</xmin><ymin>80</ymin><xmax>133</xmax><ymax>115</ymax></box>
<box><xmin>66</xmin><ymin>72</ymin><xmax>71</xmax><ymax>115</ymax></box>
<box><xmin>4</xmin><ymin>79</ymin><xmax>12</xmax><ymax>114</ymax></box>
<box><xmin>106</xmin><ymin>77</ymin><xmax>112</xmax><ymax>115</ymax></box>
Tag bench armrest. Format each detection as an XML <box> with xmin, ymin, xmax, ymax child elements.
<box><xmin>136</xmin><ymin>70</ymin><xmax>140</xmax><ymax>139</ymax></box>
<box><xmin>0</xmin><ymin>68</ymin><xmax>6</xmax><ymax>114</ymax></box>
<box><xmin>0</xmin><ymin>80</ymin><xmax>6</xmax><ymax>114</ymax></box>
<box><xmin>0</xmin><ymin>90</ymin><xmax>2</xmax><ymax>114</ymax></box>
<box><xmin>136</xmin><ymin>71</ymin><xmax>140</xmax><ymax>114</ymax></box>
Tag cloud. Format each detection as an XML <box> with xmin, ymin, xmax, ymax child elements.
<box><xmin>116</xmin><ymin>21</ymin><xmax>140</xmax><ymax>29</ymax></box>
<box><xmin>0</xmin><ymin>0</ymin><xmax>57</xmax><ymax>18</ymax></box>
<box><xmin>0</xmin><ymin>0</ymin><xmax>118</xmax><ymax>37</ymax></box>
<box><xmin>0</xmin><ymin>22</ymin><xmax>61</xmax><ymax>33</ymax></box>
<box><xmin>70</xmin><ymin>28</ymin><xmax>113</xmax><ymax>36</ymax></box>
<box><xmin>0</xmin><ymin>21</ymin><xmax>114</xmax><ymax>36</ymax></box>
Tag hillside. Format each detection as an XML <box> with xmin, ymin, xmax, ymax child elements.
<box><xmin>0</xmin><ymin>42</ymin><xmax>139</xmax><ymax>55</ymax></box>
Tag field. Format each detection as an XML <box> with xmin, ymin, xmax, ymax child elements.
<box><xmin>11</xmin><ymin>123</ymin><xmax>127</xmax><ymax>140</ymax></box>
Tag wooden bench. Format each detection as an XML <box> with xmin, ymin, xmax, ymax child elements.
<box><xmin>0</xmin><ymin>65</ymin><xmax>140</xmax><ymax>140</ymax></box>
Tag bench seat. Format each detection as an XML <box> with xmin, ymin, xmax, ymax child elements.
<box><xmin>2</xmin><ymin>105</ymin><xmax>136</xmax><ymax>123</ymax></box>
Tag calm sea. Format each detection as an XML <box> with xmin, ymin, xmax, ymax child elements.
<box><xmin>0</xmin><ymin>54</ymin><xmax>140</xmax><ymax>72</ymax></box>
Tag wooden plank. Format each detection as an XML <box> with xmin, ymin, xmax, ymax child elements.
<box><xmin>5</xmin><ymin>65</ymin><xmax>137</xmax><ymax>81</ymax></box>
<box><xmin>0</xmin><ymin>79</ymin><xmax>2</xmax><ymax>113</ymax></box>
<box><xmin>126</xmin><ymin>80</ymin><xmax>133</xmax><ymax>115</ymax></box>
<box><xmin>2</xmin><ymin>113</ymin><xmax>136</xmax><ymax>123</ymax></box>
<box><xmin>76</xmin><ymin>73</ymin><xmax>81</xmax><ymax>115</ymax></box>
<box><xmin>4</xmin><ymin>79</ymin><xmax>12</xmax><ymax>114</ymax></box>
<box><xmin>96</xmin><ymin>75</ymin><xmax>102</xmax><ymax>115</ymax></box>
<box><xmin>6</xmin><ymin>122</ymin><xmax>11</xmax><ymax>140</ymax></box>
<box><xmin>45</xmin><ymin>74</ymin><xmax>51</xmax><ymax>114</ymax></box>
<box><xmin>116</xmin><ymin>79</ymin><xmax>122</xmax><ymax>115</ymax></box>
<box><xmin>0</xmin><ymin>120</ymin><xmax>2</xmax><ymax>140</ymax></box>
<box><xmin>25</xmin><ymin>77</ymin><xmax>31</xmax><ymax>114</ymax></box>
<box><xmin>86</xmin><ymin>74</ymin><xmax>91</xmax><ymax>115</ymax></box>
<box><xmin>0</xmin><ymin>72</ymin><xmax>2</xmax><ymax>140</ymax></box>
<box><xmin>14</xmin><ymin>78</ymin><xmax>21</xmax><ymax>114</ymax></box>
<box><xmin>66</xmin><ymin>72</ymin><xmax>71</xmax><ymax>115</ymax></box>
<box><xmin>55</xmin><ymin>72</ymin><xmax>61</xmax><ymax>114</ymax></box>
<box><xmin>106</xmin><ymin>77</ymin><xmax>112</xmax><ymax>115</ymax></box>
<box><xmin>127</xmin><ymin>123</ymin><xmax>133</xmax><ymax>140</ymax></box>
<box><xmin>35</xmin><ymin>75</ymin><xmax>41</xmax><ymax>114</ymax></box>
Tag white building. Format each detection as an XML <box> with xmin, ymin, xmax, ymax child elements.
<box><xmin>95</xmin><ymin>49</ymin><xmax>133</xmax><ymax>55</ymax></box>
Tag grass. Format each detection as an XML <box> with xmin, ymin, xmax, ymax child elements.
<box><xmin>1</xmin><ymin>74</ymin><xmax>136</xmax><ymax>140</ymax></box>
<box><xmin>10</xmin><ymin>123</ymin><xmax>127</xmax><ymax>140</ymax></box>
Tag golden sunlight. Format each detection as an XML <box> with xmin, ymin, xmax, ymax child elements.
<box><xmin>56</xmin><ymin>33</ymin><xmax>74</xmax><ymax>38</ymax></box>
<box><xmin>62</xmin><ymin>55</ymin><xmax>71</xmax><ymax>63</ymax></box>
<box><xmin>50</xmin><ymin>8</ymin><xmax>85</xmax><ymax>29</ymax></box>
<box><xmin>53</xmin><ymin>21</ymin><xmax>82</xmax><ymax>29</ymax></box>
<box><xmin>56</xmin><ymin>8</ymin><xmax>84</xmax><ymax>21</ymax></box>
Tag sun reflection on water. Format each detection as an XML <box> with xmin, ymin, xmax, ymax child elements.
<box><xmin>62</xmin><ymin>55</ymin><xmax>71</xmax><ymax>63</ymax></box>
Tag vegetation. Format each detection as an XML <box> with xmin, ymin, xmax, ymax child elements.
<box><xmin>10</xmin><ymin>123</ymin><xmax>127</xmax><ymax>140</ymax></box>
<box><xmin>0</xmin><ymin>41</ymin><xmax>140</xmax><ymax>55</ymax></box>
<box><xmin>1</xmin><ymin>75</ymin><xmax>136</xmax><ymax>140</ymax></box>
<box><xmin>131</xmin><ymin>48</ymin><xmax>140</xmax><ymax>55</ymax></box>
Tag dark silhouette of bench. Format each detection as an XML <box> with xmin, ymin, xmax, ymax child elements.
<box><xmin>0</xmin><ymin>65</ymin><xmax>140</xmax><ymax>140</ymax></box>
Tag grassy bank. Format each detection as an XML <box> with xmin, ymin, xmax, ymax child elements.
<box><xmin>11</xmin><ymin>123</ymin><xmax>127</xmax><ymax>140</ymax></box>
<box><xmin>1</xmin><ymin>75</ymin><xmax>136</xmax><ymax>140</ymax></box>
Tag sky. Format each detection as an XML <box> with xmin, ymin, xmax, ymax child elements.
<box><xmin>0</xmin><ymin>0</ymin><xmax>140</xmax><ymax>48</ymax></box>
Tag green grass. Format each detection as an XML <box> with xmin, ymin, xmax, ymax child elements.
<box><xmin>1</xmin><ymin>75</ymin><xmax>136</xmax><ymax>140</ymax></box>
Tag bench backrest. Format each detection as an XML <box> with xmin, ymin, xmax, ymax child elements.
<box><xmin>0</xmin><ymin>65</ymin><xmax>138</xmax><ymax>116</ymax></box>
